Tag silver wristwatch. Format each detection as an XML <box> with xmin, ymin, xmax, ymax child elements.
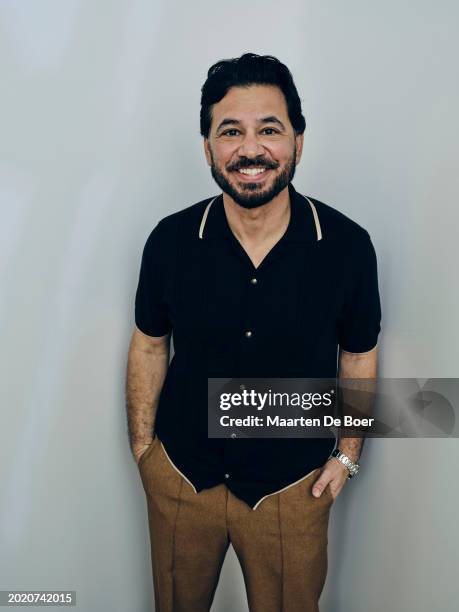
<box><xmin>330</xmin><ymin>448</ymin><xmax>360</xmax><ymax>479</ymax></box>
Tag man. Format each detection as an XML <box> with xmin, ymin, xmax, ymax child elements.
<box><xmin>126</xmin><ymin>53</ymin><xmax>381</xmax><ymax>612</ymax></box>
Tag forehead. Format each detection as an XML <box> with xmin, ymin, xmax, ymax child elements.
<box><xmin>211</xmin><ymin>84</ymin><xmax>289</xmax><ymax>124</ymax></box>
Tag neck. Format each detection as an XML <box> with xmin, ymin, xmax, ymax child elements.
<box><xmin>222</xmin><ymin>185</ymin><xmax>291</xmax><ymax>246</ymax></box>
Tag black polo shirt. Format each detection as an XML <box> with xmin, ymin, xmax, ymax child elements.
<box><xmin>134</xmin><ymin>181</ymin><xmax>381</xmax><ymax>509</ymax></box>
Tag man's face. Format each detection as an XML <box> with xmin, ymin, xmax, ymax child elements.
<box><xmin>204</xmin><ymin>84</ymin><xmax>304</xmax><ymax>209</ymax></box>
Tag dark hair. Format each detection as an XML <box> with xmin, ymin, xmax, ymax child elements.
<box><xmin>200</xmin><ymin>53</ymin><xmax>306</xmax><ymax>138</ymax></box>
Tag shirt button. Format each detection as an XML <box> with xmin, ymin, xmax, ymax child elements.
<box><xmin>245</xmin><ymin>330</ymin><xmax>252</xmax><ymax>338</ymax></box>
<box><xmin>240</xmin><ymin>384</ymin><xmax>245</xmax><ymax>390</ymax></box>
<box><xmin>250</xmin><ymin>277</ymin><xmax>257</xmax><ymax>284</ymax></box>
<box><xmin>231</xmin><ymin>433</ymin><xmax>237</xmax><ymax>438</ymax></box>
<box><xmin>224</xmin><ymin>473</ymin><xmax>230</xmax><ymax>479</ymax></box>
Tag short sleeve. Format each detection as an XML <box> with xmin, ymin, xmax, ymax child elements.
<box><xmin>337</xmin><ymin>229</ymin><xmax>382</xmax><ymax>353</ymax></box>
<box><xmin>134</xmin><ymin>221</ymin><xmax>172</xmax><ymax>337</ymax></box>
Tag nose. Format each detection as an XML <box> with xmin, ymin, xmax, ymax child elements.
<box><xmin>237</xmin><ymin>131</ymin><xmax>265</xmax><ymax>159</ymax></box>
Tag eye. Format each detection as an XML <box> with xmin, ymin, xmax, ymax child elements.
<box><xmin>262</xmin><ymin>128</ymin><xmax>279</xmax><ymax>135</ymax></box>
<box><xmin>222</xmin><ymin>129</ymin><xmax>240</xmax><ymax>136</ymax></box>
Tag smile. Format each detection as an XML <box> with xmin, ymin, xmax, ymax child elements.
<box><xmin>235</xmin><ymin>167</ymin><xmax>272</xmax><ymax>182</ymax></box>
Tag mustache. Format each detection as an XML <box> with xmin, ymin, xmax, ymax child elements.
<box><xmin>228</xmin><ymin>159</ymin><xmax>278</xmax><ymax>171</ymax></box>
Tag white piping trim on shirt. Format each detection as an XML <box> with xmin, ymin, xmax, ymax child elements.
<box><xmin>252</xmin><ymin>468</ymin><xmax>319</xmax><ymax>510</ymax></box>
<box><xmin>160</xmin><ymin>441</ymin><xmax>198</xmax><ymax>494</ymax></box>
<box><xmin>161</xmin><ymin>434</ymin><xmax>339</xmax><ymax>510</ymax></box>
<box><xmin>199</xmin><ymin>196</ymin><xmax>219</xmax><ymax>239</ymax></box>
<box><xmin>303</xmin><ymin>195</ymin><xmax>323</xmax><ymax>241</ymax></box>
<box><xmin>198</xmin><ymin>193</ymin><xmax>323</xmax><ymax>241</ymax></box>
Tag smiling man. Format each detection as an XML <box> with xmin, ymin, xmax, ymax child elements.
<box><xmin>207</xmin><ymin>85</ymin><xmax>297</xmax><ymax>209</ymax></box>
<box><xmin>126</xmin><ymin>53</ymin><xmax>381</xmax><ymax>612</ymax></box>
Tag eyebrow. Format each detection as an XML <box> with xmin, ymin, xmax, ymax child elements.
<box><xmin>216</xmin><ymin>116</ymin><xmax>286</xmax><ymax>133</ymax></box>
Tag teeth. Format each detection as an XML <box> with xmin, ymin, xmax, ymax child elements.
<box><xmin>238</xmin><ymin>167</ymin><xmax>267</xmax><ymax>175</ymax></box>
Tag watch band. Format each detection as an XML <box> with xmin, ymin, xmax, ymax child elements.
<box><xmin>330</xmin><ymin>448</ymin><xmax>360</xmax><ymax>479</ymax></box>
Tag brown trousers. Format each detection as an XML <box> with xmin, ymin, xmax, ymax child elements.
<box><xmin>138</xmin><ymin>435</ymin><xmax>334</xmax><ymax>612</ymax></box>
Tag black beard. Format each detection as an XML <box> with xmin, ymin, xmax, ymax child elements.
<box><xmin>209</xmin><ymin>149</ymin><xmax>297</xmax><ymax>210</ymax></box>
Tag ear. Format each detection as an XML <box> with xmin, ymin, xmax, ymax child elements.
<box><xmin>295</xmin><ymin>132</ymin><xmax>304</xmax><ymax>164</ymax></box>
<box><xmin>203</xmin><ymin>138</ymin><xmax>212</xmax><ymax>166</ymax></box>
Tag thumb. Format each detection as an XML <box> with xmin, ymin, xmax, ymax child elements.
<box><xmin>312</xmin><ymin>476</ymin><xmax>328</xmax><ymax>498</ymax></box>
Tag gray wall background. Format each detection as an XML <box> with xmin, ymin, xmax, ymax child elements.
<box><xmin>1</xmin><ymin>1</ymin><xmax>458</xmax><ymax>611</ymax></box>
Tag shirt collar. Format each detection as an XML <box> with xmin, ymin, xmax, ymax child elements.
<box><xmin>198</xmin><ymin>182</ymin><xmax>323</xmax><ymax>243</ymax></box>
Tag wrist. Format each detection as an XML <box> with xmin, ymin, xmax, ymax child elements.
<box><xmin>131</xmin><ymin>434</ymin><xmax>154</xmax><ymax>445</ymax></box>
<box><xmin>329</xmin><ymin>448</ymin><xmax>360</xmax><ymax>478</ymax></box>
